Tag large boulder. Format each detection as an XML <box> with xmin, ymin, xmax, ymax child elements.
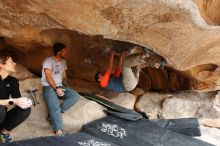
<box><xmin>196</xmin><ymin>92</ymin><xmax>220</xmax><ymax>128</ymax></box>
<box><xmin>159</xmin><ymin>91</ymin><xmax>220</xmax><ymax>128</ymax></box>
<box><xmin>159</xmin><ymin>92</ymin><xmax>205</xmax><ymax>119</ymax></box>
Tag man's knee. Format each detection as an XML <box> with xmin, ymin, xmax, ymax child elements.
<box><xmin>66</xmin><ymin>88</ymin><xmax>80</xmax><ymax>99</ymax></box>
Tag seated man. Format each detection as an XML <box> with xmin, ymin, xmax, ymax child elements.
<box><xmin>42</xmin><ymin>42</ymin><xmax>80</xmax><ymax>135</ymax></box>
<box><xmin>0</xmin><ymin>52</ymin><xmax>32</xmax><ymax>143</ymax></box>
<box><xmin>95</xmin><ymin>47</ymin><xmax>163</xmax><ymax>92</ymax></box>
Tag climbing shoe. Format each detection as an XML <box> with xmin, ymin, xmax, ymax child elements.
<box><xmin>0</xmin><ymin>133</ymin><xmax>12</xmax><ymax>143</ymax></box>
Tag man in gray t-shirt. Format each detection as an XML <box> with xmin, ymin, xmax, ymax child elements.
<box><xmin>42</xmin><ymin>57</ymin><xmax>67</xmax><ymax>87</ymax></box>
<box><xmin>41</xmin><ymin>42</ymin><xmax>80</xmax><ymax>135</ymax></box>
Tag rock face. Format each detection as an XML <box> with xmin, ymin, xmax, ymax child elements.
<box><xmin>1</xmin><ymin>0</ymin><xmax>220</xmax><ymax>90</ymax></box>
<box><xmin>196</xmin><ymin>0</ymin><xmax>220</xmax><ymax>25</ymax></box>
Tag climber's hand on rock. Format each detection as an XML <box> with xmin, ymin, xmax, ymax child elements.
<box><xmin>109</xmin><ymin>48</ymin><xmax>116</xmax><ymax>54</ymax></box>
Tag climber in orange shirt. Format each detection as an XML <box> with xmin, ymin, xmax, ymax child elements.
<box><xmin>95</xmin><ymin>47</ymin><xmax>164</xmax><ymax>93</ymax></box>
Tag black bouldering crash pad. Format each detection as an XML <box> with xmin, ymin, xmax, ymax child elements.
<box><xmin>82</xmin><ymin>116</ymin><xmax>213</xmax><ymax>146</ymax></box>
<box><xmin>149</xmin><ymin>118</ymin><xmax>201</xmax><ymax>136</ymax></box>
<box><xmin>106</xmin><ymin>110</ymin><xmax>201</xmax><ymax>136</ymax></box>
<box><xmin>0</xmin><ymin>132</ymin><xmax>118</xmax><ymax>146</ymax></box>
<box><xmin>80</xmin><ymin>92</ymin><xmax>201</xmax><ymax>137</ymax></box>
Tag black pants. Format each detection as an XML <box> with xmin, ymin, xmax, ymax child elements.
<box><xmin>0</xmin><ymin>105</ymin><xmax>31</xmax><ymax>131</ymax></box>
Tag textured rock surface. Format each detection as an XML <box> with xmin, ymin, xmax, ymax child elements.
<box><xmin>196</xmin><ymin>0</ymin><xmax>220</xmax><ymax>25</ymax></box>
<box><xmin>135</xmin><ymin>91</ymin><xmax>220</xmax><ymax>128</ymax></box>
<box><xmin>161</xmin><ymin>92</ymin><xmax>220</xmax><ymax>128</ymax></box>
<box><xmin>212</xmin><ymin>91</ymin><xmax>220</xmax><ymax>107</ymax></box>
<box><xmin>159</xmin><ymin>92</ymin><xmax>205</xmax><ymax>119</ymax></box>
<box><xmin>196</xmin><ymin>92</ymin><xmax>220</xmax><ymax>128</ymax></box>
<box><xmin>1</xmin><ymin>0</ymin><xmax>220</xmax><ymax>90</ymax></box>
<box><xmin>135</xmin><ymin>92</ymin><xmax>169</xmax><ymax>119</ymax></box>
<box><xmin>110</xmin><ymin>93</ymin><xmax>137</xmax><ymax>110</ymax></box>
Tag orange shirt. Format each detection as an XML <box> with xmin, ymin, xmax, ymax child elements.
<box><xmin>100</xmin><ymin>68</ymin><xmax>121</xmax><ymax>87</ymax></box>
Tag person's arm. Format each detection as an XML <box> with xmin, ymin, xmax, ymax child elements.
<box><xmin>45</xmin><ymin>68</ymin><xmax>64</xmax><ymax>96</ymax></box>
<box><xmin>113</xmin><ymin>51</ymin><xmax>125</xmax><ymax>77</ymax></box>
<box><xmin>0</xmin><ymin>98</ymin><xmax>31</xmax><ymax>108</ymax></box>
<box><xmin>44</xmin><ymin>68</ymin><xmax>57</xmax><ymax>89</ymax></box>
<box><xmin>100</xmin><ymin>50</ymin><xmax>115</xmax><ymax>87</ymax></box>
<box><xmin>0</xmin><ymin>99</ymin><xmax>10</xmax><ymax>106</ymax></box>
<box><xmin>100</xmin><ymin>71</ymin><xmax>111</xmax><ymax>87</ymax></box>
<box><xmin>106</xmin><ymin>49</ymin><xmax>115</xmax><ymax>72</ymax></box>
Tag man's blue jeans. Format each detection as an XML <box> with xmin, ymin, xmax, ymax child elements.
<box><xmin>43</xmin><ymin>86</ymin><xmax>80</xmax><ymax>131</ymax></box>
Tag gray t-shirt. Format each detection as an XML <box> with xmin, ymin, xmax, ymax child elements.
<box><xmin>41</xmin><ymin>57</ymin><xmax>67</xmax><ymax>87</ymax></box>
